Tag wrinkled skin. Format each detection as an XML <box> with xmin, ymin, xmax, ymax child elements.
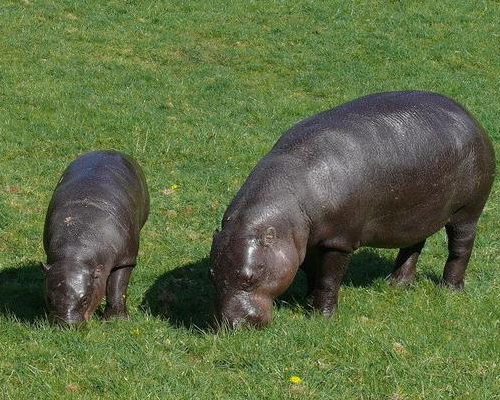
<box><xmin>210</xmin><ymin>91</ymin><xmax>496</xmax><ymax>329</ymax></box>
<box><xmin>43</xmin><ymin>151</ymin><xmax>149</xmax><ymax>327</ymax></box>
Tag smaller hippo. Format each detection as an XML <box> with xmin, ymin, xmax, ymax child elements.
<box><xmin>43</xmin><ymin>150</ymin><xmax>149</xmax><ymax>326</ymax></box>
<box><xmin>210</xmin><ymin>91</ymin><xmax>495</xmax><ymax>329</ymax></box>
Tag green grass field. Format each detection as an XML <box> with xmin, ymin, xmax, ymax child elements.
<box><xmin>1</xmin><ymin>1</ymin><xmax>499</xmax><ymax>399</ymax></box>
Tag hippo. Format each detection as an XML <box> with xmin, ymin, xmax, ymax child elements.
<box><xmin>43</xmin><ymin>150</ymin><xmax>149</xmax><ymax>326</ymax></box>
<box><xmin>210</xmin><ymin>90</ymin><xmax>496</xmax><ymax>329</ymax></box>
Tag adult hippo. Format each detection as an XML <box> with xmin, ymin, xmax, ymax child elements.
<box><xmin>210</xmin><ymin>91</ymin><xmax>495</xmax><ymax>328</ymax></box>
<box><xmin>43</xmin><ymin>150</ymin><xmax>149</xmax><ymax>327</ymax></box>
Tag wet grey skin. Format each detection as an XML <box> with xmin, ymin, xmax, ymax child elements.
<box><xmin>43</xmin><ymin>150</ymin><xmax>149</xmax><ymax>327</ymax></box>
<box><xmin>210</xmin><ymin>90</ymin><xmax>496</xmax><ymax>329</ymax></box>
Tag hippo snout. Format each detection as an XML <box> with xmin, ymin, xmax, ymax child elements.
<box><xmin>48</xmin><ymin>311</ymin><xmax>87</xmax><ymax>329</ymax></box>
<box><xmin>217</xmin><ymin>292</ymin><xmax>273</xmax><ymax>329</ymax></box>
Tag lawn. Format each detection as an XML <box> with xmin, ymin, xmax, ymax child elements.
<box><xmin>1</xmin><ymin>1</ymin><xmax>499</xmax><ymax>399</ymax></box>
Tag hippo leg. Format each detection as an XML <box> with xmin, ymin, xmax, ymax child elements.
<box><xmin>442</xmin><ymin>216</ymin><xmax>478</xmax><ymax>290</ymax></box>
<box><xmin>300</xmin><ymin>248</ymin><xmax>320</xmax><ymax>302</ymax></box>
<box><xmin>304</xmin><ymin>266</ymin><xmax>317</xmax><ymax>300</ymax></box>
<box><xmin>389</xmin><ymin>240</ymin><xmax>426</xmax><ymax>286</ymax></box>
<box><xmin>103</xmin><ymin>265</ymin><xmax>134</xmax><ymax>319</ymax></box>
<box><xmin>311</xmin><ymin>249</ymin><xmax>352</xmax><ymax>316</ymax></box>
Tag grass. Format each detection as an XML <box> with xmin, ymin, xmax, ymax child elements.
<box><xmin>1</xmin><ymin>0</ymin><xmax>499</xmax><ymax>399</ymax></box>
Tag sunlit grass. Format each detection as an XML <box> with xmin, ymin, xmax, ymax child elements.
<box><xmin>1</xmin><ymin>1</ymin><xmax>499</xmax><ymax>399</ymax></box>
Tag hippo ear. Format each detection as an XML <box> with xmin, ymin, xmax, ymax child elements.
<box><xmin>261</xmin><ymin>226</ymin><xmax>276</xmax><ymax>246</ymax></box>
<box><xmin>41</xmin><ymin>263</ymin><xmax>51</xmax><ymax>273</ymax></box>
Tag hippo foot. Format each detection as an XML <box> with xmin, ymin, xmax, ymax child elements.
<box><xmin>311</xmin><ymin>304</ymin><xmax>337</xmax><ymax>318</ymax></box>
<box><xmin>305</xmin><ymin>292</ymin><xmax>315</xmax><ymax>308</ymax></box>
<box><xmin>441</xmin><ymin>279</ymin><xmax>465</xmax><ymax>291</ymax></box>
<box><xmin>102</xmin><ymin>306</ymin><xmax>129</xmax><ymax>320</ymax></box>
<box><xmin>310</xmin><ymin>299</ymin><xmax>338</xmax><ymax>317</ymax></box>
<box><xmin>306</xmin><ymin>301</ymin><xmax>336</xmax><ymax>316</ymax></box>
<box><xmin>388</xmin><ymin>273</ymin><xmax>415</xmax><ymax>287</ymax></box>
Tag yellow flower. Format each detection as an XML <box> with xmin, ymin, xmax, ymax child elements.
<box><xmin>131</xmin><ymin>328</ymin><xmax>140</xmax><ymax>336</ymax></box>
<box><xmin>162</xmin><ymin>184</ymin><xmax>180</xmax><ymax>196</ymax></box>
<box><xmin>289</xmin><ymin>375</ymin><xmax>302</xmax><ymax>384</ymax></box>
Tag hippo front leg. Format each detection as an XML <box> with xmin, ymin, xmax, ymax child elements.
<box><xmin>103</xmin><ymin>265</ymin><xmax>134</xmax><ymax>320</ymax></box>
<box><xmin>311</xmin><ymin>249</ymin><xmax>352</xmax><ymax>317</ymax></box>
<box><xmin>389</xmin><ymin>240</ymin><xmax>426</xmax><ymax>286</ymax></box>
<box><xmin>300</xmin><ymin>248</ymin><xmax>321</xmax><ymax>302</ymax></box>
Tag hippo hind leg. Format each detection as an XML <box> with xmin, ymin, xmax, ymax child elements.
<box><xmin>103</xmin><ymin>265</ymin><xmax>134</xmax><ymax>320</ymax></box>
<box><xmin>389</xmin><ymin>240</ymin><xmax>426</xmax><ymax>286</ymax></box>
<box><xmin>310</xmin><ymin>249</ymin><xmax>352</xmax><ymax>317</ymax></box>
<box><xmin>442</xmin><ymin>212</ymin><xmax>480</xmax><ymax>290</ymax></box>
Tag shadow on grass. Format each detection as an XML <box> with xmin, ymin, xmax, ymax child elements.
<box><xmin>0</xmin><ymin>261</ymin><xmax>46</xmax><ymax>323</ymax></box>
<box><xmin>142</xmin><ymin>249</ymin><xmax>395</xmax><ymax>330</ymax></box>
<box><xmin>141</xmin><ymin>258</ymin><xmax>216</xmax><ymax>331</ymax></box>
<box><xmin>344</xmin><ymin>248</ymin><xmax>394</xmax><ymax>287</ymax></box>
<box><xmin>278</xmin><ymin>248</ymin><xmax>395</xmax><ymax>308</ymax></box>
<box><xmin>420</xmin><ymin>270</ymin><xmax>442</xmax><ymax>285</ymax></box>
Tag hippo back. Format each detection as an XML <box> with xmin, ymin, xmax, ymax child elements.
<box><xmin>43</xmin><ymin>151</ymin><xmax>149</xmax><ymax>262</ymax></box>
<box><xmin>226</xmin><ymin>91</ymin><xmax>495</xmax><ymax>249</ymax></box>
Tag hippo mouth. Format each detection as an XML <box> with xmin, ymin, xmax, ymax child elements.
<box><xmin>224</xmin><ymin>313</ymin><xmax>271</xmax><ymax>330</ymax></box>
<box><xmin>217</xmin><ymin>292</ymin><xmax>273</xmax><ymax>329</ymax></box>
<box><xmin>48</xmin><ymin>312</ymin><xmax>88</xmax><ymax>329</ymax></box>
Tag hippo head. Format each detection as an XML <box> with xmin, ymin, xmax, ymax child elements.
<box><xmin>42</xmin><ymin>261</ymin><xmax>106</xmax><ymax>327</ymax></box>
<box><xmin>210</xmin><ymin>226</ymin><xmax>299</xmax><ymax>329</ymax></box>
